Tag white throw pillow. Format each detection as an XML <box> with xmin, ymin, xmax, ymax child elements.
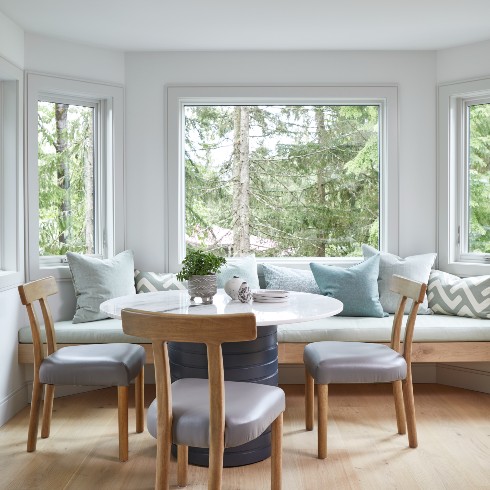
<box><xmin>362</xmin><ymin>244</ymin><xmax>436</xmax><ymax>314</ymax></box>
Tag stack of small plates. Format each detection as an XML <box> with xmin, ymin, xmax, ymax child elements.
<box><xmin>252</xmin><ymin>290</ymin><xmax>290</xmax><ymax>303</ymax></box>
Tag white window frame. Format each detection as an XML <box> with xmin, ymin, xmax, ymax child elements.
<box><xmin>165</xmin><ymin>85</ymin><xmax>399</xmax><ymax>272</ymax></box>
<box><xmin>26</xmin><ymin>73</ymin><xmax>125</xmax><ymax>280</ymax></box>
<box><xmin>0</xmin><ymin>56</ymin><xmax>23</xmax><ymax>291</ymax></box>
<box><xmin>438</xmin><ymin>77</ymin><xmax>490</xmax><ymax>276</ymax></box>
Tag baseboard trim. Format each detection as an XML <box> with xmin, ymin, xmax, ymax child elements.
<box><xmin>0</xmin><ymin>384</ymin><xmax>27</xmax><ymax>427</ymax></box>
<box><xmin>437</xmin><ymin>364</ymin><xmax>490</xmax><ymax>394</ymax></box>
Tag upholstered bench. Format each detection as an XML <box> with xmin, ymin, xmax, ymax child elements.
<box><xmin>18</xmin><ymin>315</ymin><xmax>490</xmax><ymax>365</ymax></box>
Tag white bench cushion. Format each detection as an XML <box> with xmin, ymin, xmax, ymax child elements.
<box><xmin>18</xmin><ymin>315</ymin><xmax>490</xmax><ymax>345</ymax></box>
<box><xmin>277</xmin><ymin>314</ymin><xmax>490</xmax><ymax>343</ymax></box>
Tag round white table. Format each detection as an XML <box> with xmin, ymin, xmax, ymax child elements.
<box><xmin>100</xmin><ymin>289</ymin><xmax>342</xmax><ymax>466</ymax></box>
<box><xmin>100</xmin><ymin>289</ymin><xmax>343</xmax><ymax>325</ymax></box>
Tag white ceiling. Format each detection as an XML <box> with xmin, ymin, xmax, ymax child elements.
<box><xmin>1</xmin><ymin>0</ymin><xmax>490</xmax><ymax>52</ymax></box>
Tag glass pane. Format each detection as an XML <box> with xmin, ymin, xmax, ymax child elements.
<box><xmin>38</xmin><ymin>101</ymin><xmax>95</xmax><ymax>256</ymax></box>
<box><xmin>184</xmin><ymin>105</ymin><xmax>379</xmax><ymax>257</ymax></box>
<box><xmin>468</xmin><ymin>103</ymin><xmax>490</xmax><ymax>253</ymax></box>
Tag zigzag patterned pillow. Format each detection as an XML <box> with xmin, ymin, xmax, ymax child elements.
<box><xmin>427</xmin><ymin>270</ymin><xmax>490</xmax><ymax>319</ymax></box>
<box><xmin>134</xmin><ymin>270</ymin><xmax>187</xmax><ymax>293</ymax></box>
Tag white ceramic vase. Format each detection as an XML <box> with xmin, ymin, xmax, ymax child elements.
<box><xmin>224</xmin><ymin>275</ymin><xmax>243</xmax><ymax>300</ymax></box>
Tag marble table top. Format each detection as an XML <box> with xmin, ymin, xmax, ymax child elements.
<box><xmin>100</xmin><ymin>289</ymin><xmax>343</xmax><ymax>327</ymax></box>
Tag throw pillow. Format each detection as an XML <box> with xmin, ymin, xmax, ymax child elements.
<box><xmin>217</xmin><ymin>255</ymin><xmax>260</xmax><ymax>290</ymax></box>
<box><xmin>262</xmin><ymin>263</ymin><xmax>321</xmax><ymax>294</ymax></box>
<box><xmin>134</xmin><ymin>270</ymin><xmax>187</xmax><ymax>293</ymax></box>
<box><xmin>362</xmin><ymin>244</ymin><xmax>436</xmax><ymax>314</ymax></box>
<box><xmin>428</xmin><ymin>270</ymin><xmax>490</xmax><ymax>319</ymax></box>
<box><xmin>67</xmin><ymin>250</ymin><xmax>135</xmax><ymax>324</ymax></box>
<box><xmin>310</xmin><ymin>254</ymin><xmax>386</xmax><ymax>317</ymax></box>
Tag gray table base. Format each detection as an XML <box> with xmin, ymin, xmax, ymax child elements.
<box><xmin>168</xmin><ymin>324</ymin><xmax>278</xmax><ymax>467</ymax></box>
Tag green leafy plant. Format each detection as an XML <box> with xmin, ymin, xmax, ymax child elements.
<box><xmin>176</xmin><ymin>249</ymin><xmax>226</xmax><ymax>281</ymax></box>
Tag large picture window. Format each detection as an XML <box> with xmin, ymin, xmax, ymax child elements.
<box><xmin>166</xmin><ymin>86</ymin><xmax>398</xmax><ymax>271</ymax></box>
<box><xmin>184</xmin><ymin>104</ymin><xmax>379</xmax><ymax>258</ymax></box>
<box><xmin>438</xmin><ymin>77</ymin><xmax>490</xmax><ymax>275</ymax></box>
<box><xmin>26</xmin><ymin>74</ymin><xmax>124</xmax><ymax>280</ymax></box>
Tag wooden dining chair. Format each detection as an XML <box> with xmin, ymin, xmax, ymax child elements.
<box><xmin>121</xmin><ymin>309</ymin><xmax>285</xmax><ymax>490</ymax></box>
<box><xmin>18</xmin><ymin>276</ymin><xmax>145</xmax><ymax>462</ymax></box>
<box><xmin>303</xmin><ymin>274</ymin><xmax>427</xmax><ymax>458</ymax></box>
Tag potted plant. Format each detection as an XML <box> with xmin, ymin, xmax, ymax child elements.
<box><xmin>176</xmin><ymin>249</ymin><xmax>226</xmax><ymax>304</ymax></box>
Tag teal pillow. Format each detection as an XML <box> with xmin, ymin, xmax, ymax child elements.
<box><xmin>217</xmin><ymin>255</ymin><xmax>260</xmax><ymax>290</ymax></box>
<box><xmin>67</xmin><ymin>250</ymin><xmax>135</xmax><ymax>323</ymax></box>
<box><xmin>310</xmin><ymin>254</ymin><xmax>386</xmax><ymax>317</ymax></box>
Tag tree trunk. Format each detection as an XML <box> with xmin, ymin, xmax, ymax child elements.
<box><xmin>315</xmin><ymin>108</ymin><xmax>327</xmax><ymax>257</ymax></box>
<box><xmin>54</xmin><ymin>103</ymin><xmax>70</xmax><ymax>247</ymax></box>
<box><xmin>84</xmin><ymin>112</ymin><xmax>94</xmax><ymax>254</ymax></box>
<box><xmin>232</xmin><ymin>107</ymin><xmax>251</xmax><ymax>256</ymax></box>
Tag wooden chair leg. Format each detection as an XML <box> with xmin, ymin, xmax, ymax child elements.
<box><xmin>41</xmin><ymin>384</ymin><xmax>55</xmax><ymax>438</ymax></box>
<box><xmin>177</xmin><ymin>445</ymin><xmax>188</xmax><ymax>487</ymax></box>
<box><xmin>208</xmin><ymin>430</ymin><xmax>224</xmax><ymax>490</ymax></box>
<box><xmin>27</xmin><ymin>378</ymin><xmax>43</xmax><ymax>452</ymax></box>
<box><xmin>317</xmin><ymin>384</ymin><xmax>328</xmax><ymax>459</ymax></box>
<box><xmin>155</xmin><ymin>418</ymin><xmax>172</xmax><ymax>490</ymax></box>
<box><xmin>402</xmin><ymin>375</ymin><xmax>418</xmax><ymax>448</ymax></box>
<box><xmin>392</xmin><ymin>380</ymin><xmax>406</xmax><ymax>435</ymax></box>
<box><xmin>305</xmin><ymin>369</ymin><xmax>314</xmax><ymax>431</ymax></box>
<box><xmin>271</xmin><ymin>412</ymin><xmax>283</xmax><ymax>490</ymax></box>
<box><xmin>118</xmin><ymin>385</ymin><xmax>129</xmax><ymax>462</ymax></box>
<box><xmin>135</xmin><ymin>367</ymin><xmax>144</xmax><ymax>433</ymax></box>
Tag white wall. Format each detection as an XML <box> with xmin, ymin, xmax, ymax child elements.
<box><xmin>436</xmin><ymin>40</ymin><xmax>490</xmax><ymax>392</ymax></box>
<box><xmin>0</xmin><ymin>10</ymin><xmax>24</xmax><ymax>68</ymax></box>
<box><xmin>0</xmin><ymin>12</ymin><xmax>26</xmax><ymax>426</ymax></box>
<box><xmin>125</xmin><ymin>50</ymin><xmax>437</xmax><ymax>271</ymax></box>
<box><xmin>437</xmin><ymin>38</ymin><xmax>490</xmax><ymax>84</ymax></box>
<box><xmin>24</xmin><ymin>33</ymin><xmax>125</xmax><ymax>84</ymax></box>
<box><xmin>0</xmin><ymin>30</ymin><xmax>125</xmax><ymax>426</ymax></box>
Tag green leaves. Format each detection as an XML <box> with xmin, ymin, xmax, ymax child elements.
<box><xmin>176</xmin><ymin>249</ymin><xmax>227</xmax><ymax>281</ymax></box>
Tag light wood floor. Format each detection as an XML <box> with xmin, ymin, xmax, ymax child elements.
<box><xmin>0</xmin><ymin>384</ymin><xmax>489</xmax><ymax>489</ymax></box>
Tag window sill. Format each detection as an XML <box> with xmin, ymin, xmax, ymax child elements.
<box><xmin>0</xmin><ymin>270</ymin><xmax>23</xmax><ymax>291</ymax></box>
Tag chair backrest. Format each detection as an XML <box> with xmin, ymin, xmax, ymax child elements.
<box><xmin>121</xmin><ymin>309</ymin><xmax>257</xmax><ymax>452</ymax></box>
<box><xmin>389</xmin><ymin>274</ymin><xmax>427</xmax><ymax>364</ymax></box>
<box><xmin>18</xmin><ymin>276</ymin><xmax>59</xmax><ymax>371</ymax></box>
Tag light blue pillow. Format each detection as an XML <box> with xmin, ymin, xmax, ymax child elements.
<box><xmin>262</xmin><ymin>264</ymin><xmax>321</xmax><ymax>294</ymax></box>
<box><xmin>67</xmin><ymin>250</ymin><xmax>136</xmax><ymax>323</ymax></box>
<box><xmin>217</xmin><ymin>255</ymin><xmax>260</xmax><ymax>290</ymax></box>
<box><xmin>310</xmin><ymin>254</ymin><xmax>386</xmax><ymax>317</ymax></box>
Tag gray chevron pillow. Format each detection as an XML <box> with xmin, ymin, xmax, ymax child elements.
<box><xmin>134</xmin><ymin>270</ymin><xmax>187</xmax><ymax>293</ymax></box>
<box><xmin>427</xmin><ymin>270</ymin><xmax>490</xmax><ymax>319</ymax></box>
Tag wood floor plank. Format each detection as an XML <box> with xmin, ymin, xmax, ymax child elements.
<box><xmin>0</xmin><ymin>384</ymin><xmax>489</xmax><ymax>489</ymax></box>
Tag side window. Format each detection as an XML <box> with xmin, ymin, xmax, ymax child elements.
<box><xmin>26</xmin><ymin>74</ymin><xmax>124</xmax><ymax>280</ymax></box>
<box><xmin>438</xmin><ymin>78</ymin><xmax>490</xmax><ymax>275</ymax></box>
<box><xmin>463</xmin><ymin>100</ymin><xmax>490</xmax><ymax>256</ymax></box>
<box><xmin>37</xmin><ymin>99</ymin><xmax>98</xmax><ymax>259</ymax></box>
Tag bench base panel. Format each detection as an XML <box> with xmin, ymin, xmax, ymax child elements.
<box><xmin>18</xmin><ymin>341</ymin><xmax>490</xmax><ymax>365</ymax></box>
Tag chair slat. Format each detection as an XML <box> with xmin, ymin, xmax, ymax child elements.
<box><xmin>121</xmin><ymin>310</ymin><xmax>257</xmax><ymax>344</ymax></box>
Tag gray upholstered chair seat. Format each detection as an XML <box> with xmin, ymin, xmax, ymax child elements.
<box><xmin>304</xmin><ymin>341</ymin><xmax>407</xmax><ymax>384</ymax></box>
<box><xmin>39</xmin><ymin>343</ymin><xmax>145</xmax><ymax>386</ymax></box>
<box><xmin>147</xmin><ymin>378</ymin><xmax>286</xmax><ymax>448</ymax></box>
